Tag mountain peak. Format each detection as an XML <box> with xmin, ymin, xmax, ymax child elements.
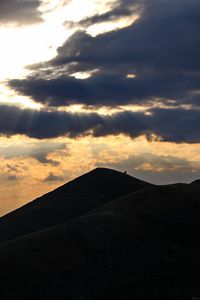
<box><xmin>0</xmin><ymin>168</ymin><xmax>150</xmax><ymax>243</ymax></box>
<box><xmin>191</xmin><ymin>179</ymin><xmax>200</xmax><ymax>185</ymax></box>
<box><xmin>86</xmin><ymin>167</ymin><xmax>128</xmax><ymax>176</ymax></box>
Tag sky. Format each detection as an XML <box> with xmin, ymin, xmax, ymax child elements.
<box><xmin>0</xmin><ymin>0</ymin><xmax>200</xmax><ymax>215</ymax></box>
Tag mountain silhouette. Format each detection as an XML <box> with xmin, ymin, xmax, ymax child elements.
<box><xmin>191</xmin><ymin>179</ymin><xmax>200</xmax><ymax>185</ymax></box>
<box><xmin>0</xmin><ymin>168</ymin><xmax>200</xmax><ymax>299</ymax></box>
<box><xmin>0</xmin><ymin>167</ymin><xmax>150</xmax><ymax>243</ymax></box>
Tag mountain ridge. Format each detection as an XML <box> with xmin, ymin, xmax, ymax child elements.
<box><xmin>0</xmin><ymin>167</ymin><xmax>151</xmax><ymax>243</ymax></box>
<box><xmin>0</xmin><ymin>168</ymin><xmax>200</xmax><ymax>299</ymax></box>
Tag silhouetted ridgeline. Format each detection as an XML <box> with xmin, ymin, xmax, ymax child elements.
<box><xmin>0</xmin><ymin>168</ymin><xmax>200</xmax><ymax>299</ymax></box>
<box><xmin>0</xmin><ymin>168</ymin><xmax>150</xmax><ymax>243</ymax></box>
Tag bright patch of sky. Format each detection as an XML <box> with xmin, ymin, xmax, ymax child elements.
<box><xmin>0</xmin><ymin>0</ymin><xmax>135</xmax><ymax>108</ymax></box>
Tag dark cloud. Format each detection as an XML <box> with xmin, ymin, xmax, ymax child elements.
<box><xmin>43</xmin><ymin>172</ymin><xmax>65</xmax><ymax>183</ymax></box>
<box><xmin>22</xmin><ymin>143</ymin><xmax>65</xmax><ymax>165</ymax></box>
<box><xmin>0</xmin><ymin>104</ymin><xmax>200</xmax><ymax>143</ymax></box>
<box><xmin>64</xmin><ymin>0</ymin><xmax>141</xmax><ymax>29</ymax></box>
<box><xmin>0</xmin><ymin>173</ymin><xmax>18</xmax><ymax>183</ymax></box>
<box><xmin>0</xmin><ymin>105</ymin><xmax>103</xmax><ymax>139</ymax></box>
<box><xmin>6</xmin><ymin>164</ymin><xmax>20</xmax><ymax>173</ymax></box>
<box><xmin>98</xmin><ymin>153</ymin><xmax>200</xmax><ymax>184</ymax></box>
<box><xmin>31</xmin><ymin>153</ymin><xmax>59</xmax><ymax>165</ymax></box>
<box><xmin>9</xmin><ymin>0</ymin><xmax>200</xmax><ymax>108</ymax></box>
<box><xmin>9</xmin><ymin>71</ymin><xmax>200</xmax><ymax>107</ymax></box>
<box><xmin>145</xmin><ymin>108</ymin><xmax>200</xmax><ymax>143</ymax></box>
<box><xmin>92</xmin><ymin>108</ymin><xmax>200</xmax><ymax>143</ymax></box>
<box><xmin>6</xmin><ymin>163</ymin><xmax>27</xmax><ymax>175</ymax></box>
<box><xmin>0</xmin><ymin>0</ymin><xmax>43</xmax><ymax>26</ymax></box>
<box><xmin>7</xmin><ymin>175</ymin><xmax>18</xmax><ymax>181</ymax></box>
<box><xmin>0</xmin><ymin>140</ymin><xmax>66</xmax><ymax>165</ymax></box>
<box><xmin>0</xmin><ymin>164</ymin><xmax>22</xmax><ymax>182</ymax></box>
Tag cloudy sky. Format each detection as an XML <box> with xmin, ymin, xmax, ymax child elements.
<box><xmin>0</xmin><ymin>0</ymin><xmax>200</xmax><ymax>215</ymax></box>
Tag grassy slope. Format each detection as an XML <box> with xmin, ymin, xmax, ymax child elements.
<box><xmin>0</xmin><ymin>182</ymin><xmax>200</xmax><ymax>299</ymax></box>
<box><xmin>0</xmin><ymin>168</ymin><xmax>150</xmax><ymax>243</ymax></box>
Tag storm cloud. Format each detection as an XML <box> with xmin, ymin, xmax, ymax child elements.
<box><xmin>0</xmin><ymin>0</ymin><xmax>43</xmax><ymax>26</ymax></box>
<box><xmin>64</xmin><ymin>0</ymin><xmax>140</xmax><ymax>29</ymax></box>
<box><xmin>4</xmin><ymin>0</ymin><xmax>200</xmax><ymax>143</ymax></box>
<box><xmin>0</xmin><ymin>104</ymin><xmax>200</xmax><ymax>143</ymax></box>
<box><xmin>9</xmin><ymin>0</ymin><xmax>200</xmax><ymax>107</ymax></box>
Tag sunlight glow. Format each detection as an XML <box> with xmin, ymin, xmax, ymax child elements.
<box><xmin>0</xmin><ymin>22</ymin><xmax>69</xmax><ymax>80</ymax></box>
<box><xmin>0</xmin><ymin>0</ymin><xmax>140</xmax><ymax>108</ymax></box>
<box><xmin>88</xmin><ymin>15</ymin><xmax>139</xmax><ymax>36</ymax></box>
<box><xmin>0</xmin><ymin>83</ymin><xmax>42</xmax><ymax>109</ymax></box>
<box><xmin>127</xmin><ymin>73</ymin><xmax>137</xmax><ymax>79</ymax></box>
<box><xmin>70</xmin><ymin>69</ymin><xmax>99</xmax><ymax>79</ymax></box>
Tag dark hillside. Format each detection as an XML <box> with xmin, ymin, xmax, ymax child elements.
<box><xmin>191</xmin><ymin>179</ymin><xmax>200</xmax><ymax>185</ymax></box>
<box><xmin>95</xmin><ymin>184</ymin><xmax>200</xmax><ymax>245</ymax></box>
<box><xmin>0</xmin><ymin>181</ymin><xmax>200</xmax><ymax>298</ymax></box>
<box><xmin>0</xmin><ymin>168</ymin><xmax>150</xmax><ymax>243</ymax></box>
<box><xmin>0</xmin><ymin>203</ymin><xmax>167</xmax><ymax>300</ymax></box>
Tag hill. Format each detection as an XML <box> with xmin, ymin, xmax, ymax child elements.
<box><xmin>191</xmin><ymin>179</ymin><xmax>200</xmax><ymax>185</ymax></box>
<box><xmin>0</xmin><ymin>174</ymin><xmax>200</xmax><ymax>299</ymax></box>
<box><xmin>0</xmin><ymin>167</ymin><xmax>150</xmax><ymax>243</ymax></box>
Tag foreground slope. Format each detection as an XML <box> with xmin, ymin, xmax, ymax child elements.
<box><xmin>0</xmin><ymin>168</ymin><xmax>150</xmax><ymax>243</ymax></box>
<box><xmin>0</xmin><ymin>181</ymin><xmax>200</xmax><ymax>299</ymax></box>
